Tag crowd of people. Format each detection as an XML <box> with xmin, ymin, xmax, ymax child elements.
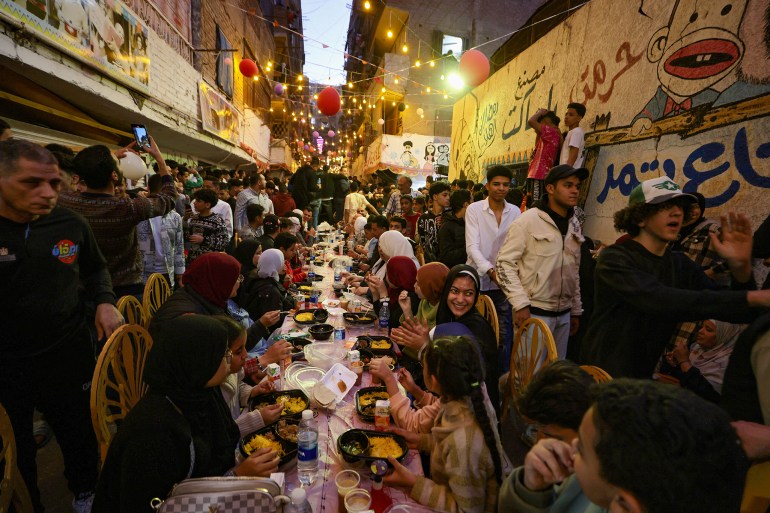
<box><xmin>1</xmin><ymin>111</ymin><xmax>770</xmax><ymax>513</ymax></box>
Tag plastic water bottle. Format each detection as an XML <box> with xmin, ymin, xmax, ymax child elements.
<box><xmin>379</xmin><ymin>301</ymin><xmax>390</xmax><ymax>330</ymax></box>
<box><xmin>307</xmin><ymin>260</ymin><xmax>315</xmax><ymax>282</ymax></box>
<box><xmin>333</xmin><ymin>261</ymin><xmax>342</xmax><ymax>283</ymax></box>
<box><xmin>287</xmin><ymin>488</ymin><xmax>312</xmax><ymax>513</ymax></box>
<box><xmin>297</xmin><ymin>410</ymin><xmax>318</xmax><ymax>485</ymax></box>
<box><xmin>334</xmin><ymin>314</ymin><xmax>346</xmax><ymax>342</ymax></box>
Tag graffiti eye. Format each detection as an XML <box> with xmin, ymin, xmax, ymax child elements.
<box><xmin>689</xmin><ymin>12</ymin><xmax>698</xmax><ymax>22</ymax></box>
<box><xmin>721</xmin><ymin>4</ymin><xmax>732</xmax><ymax>15</ymax></box>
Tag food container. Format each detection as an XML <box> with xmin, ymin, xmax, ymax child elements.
<box><xmin>238</xmin><ymin>422</ymin><xmax>298</xmax><ymax>468</ymax></box>
<box><xmin>288</xmin><ymin>337</ymin><xmax>312</xmax><ymax>360</ymax></box>
<box><xmin>248</xmin><ymin>389</ymin><xmax>309</xmax><ymax>419</ymax></box>
<box><xmin>355</xmin><ymin>387</ymin><xmax>390</xmax><ymax>422</ymax></box>
<box><xmin>294</xmin><ymin>308</ymin><xmax>329</xmax><ymax>325</ymax></box>
<box><xmin>313</xmin><ymin>363</ymin><xmax>357</xmax><ymax>406</ymax></box>
<box><xmin>308</xmin><ymin>323</ymin><xmax>334</xmax><ymax>340</ymax></box>
<box><xmin>304</xmin><ymin>342</ymin><xmax>347</xmax><ymax>371</ymax></box>
<box><xmin>337</xmin><ymin>429</ymin><xmax>408</xmax><ymax>466</ymax></box>
<box><xmin>356</xmin><ymin>336</ymin><xmax>394</xmax><ymax>352</ymax></box>
<box><xmin>343</xmin><ymin>312</ymin><xmax>377</xmax><ymax>325</ymax></box>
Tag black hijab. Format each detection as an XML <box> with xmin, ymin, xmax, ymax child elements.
<box><xmin>232</xmin><ymin>239</ymin><xmax>261</xmax><ymax>276</ymax></box>
<box><xmin>678</xmin><ymin>191</ymin><xmax>707</xmax><ymax>241</ymax></box>
<box><xmin>435</xmin><ymin>265</ymin><xmax>501</xmax><ymax>411</ymax></box>
<box><xmin>145</xmin><ymin>315</ymin><xmax>241</xmax><ymax>476</ymax></box>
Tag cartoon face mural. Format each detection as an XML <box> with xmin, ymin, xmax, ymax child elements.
<box><xmin>648</xmin><ymin>0</ymin><xmax>747</xmax><ymax>100</ymax></box>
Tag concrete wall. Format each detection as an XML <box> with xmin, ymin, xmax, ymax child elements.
<box><xmin>449</xmin><ymin>0</ymin><xmax>770</xmax><ymax>242</ymax></box>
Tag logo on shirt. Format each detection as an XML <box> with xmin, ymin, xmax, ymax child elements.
<box><xmin>52</xmin><ymin>239</ymin><xmax>79</xmax><ymax>264</ymax></box>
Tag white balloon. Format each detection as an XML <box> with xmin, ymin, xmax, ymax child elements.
<box><xmin>416</xmin><ymin>108</ymin><xmax>424</xmax><ymax>116</ymax></box>
<box><xmin>377</xmin><ymin>118</ymin><xmax>385</xmax><ymax>125</ymax></box>
<box><xmin>119</xmin><ymin>152</ymin><xmax>150</xmax><ymax>180</ymax></box>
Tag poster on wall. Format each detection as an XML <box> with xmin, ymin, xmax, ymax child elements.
<box><xmin>449</xmin><ymin>0</ymin><xmax>770</xmax><ymax>243</ymax></box>
<box><xmin>149</xmin><ymin>0</ymin><xmax>189</xmax><ymax>41</ymax></box>
<box><xmin>379</xmin><ymin>134</ymin><xmax>450</xmax><ymax>177</ymax></box>
<box><xmin>200</xmin><ymin>81</ymin><xmax>241</xmax><ymax>145</ymax></box>
<box><xmin>0</xmin><ymin>0</ymin><xmax>150</xmax><ymax>90</ymax></box>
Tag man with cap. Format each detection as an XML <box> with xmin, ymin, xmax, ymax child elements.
<box><xmin>580</xmin><ymin>176</ymin><xmax>770</xmax><ymax>378</ymax></box>
<box><xmin>496</xmin><ymin>164</ymin><xmax>589</xmax><ymax>359</ymax></box>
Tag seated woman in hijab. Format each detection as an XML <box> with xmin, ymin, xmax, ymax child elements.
<box><xmin>93</xmin><ymin>315</ymin><xmax>279</xmax><ymax>513</ymax></box>
<box><xmin>391</xmin><ymin>264</ymin><xmax>501</xmax><ymax>412</ymax></box>
<box><xmin>151</xmin><ymin>252</ymin><xmax>291</xmax><ymax>378</ymax></box>
<box><xmin>350</xmin><ymin>230</ymin><xmax>420</xmax><ymax>295</ymax></box>
<box><xmin>665</xmin><ymin>319</ymin><xmax>745</xmax><ymax>403</ymax></box>
<box><xmin>238</xmin><ymin>248</ymin><xmax>294</xmax><ymax>332</ymax></box>
<box><xmin>365</xmin><ymin>256</ymin><xmax>419</xmax><ymax>331</ymax></box>
<box><xmin>397</xmin><ymin>262</ymin><xmax>449</xmax><ymax>330</ymax></box>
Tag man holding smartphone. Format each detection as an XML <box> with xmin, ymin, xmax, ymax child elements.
<box><xmin>58</xmin><ymin>136</ymin><xmax>177</xmax><ymax>297</ymax></box>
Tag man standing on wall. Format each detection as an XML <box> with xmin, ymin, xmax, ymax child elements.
<box><xmin>526</xmin><ymin>108</ymin><xmax>562</xmax><ymax>204</ymax></box>
<box><xmin>465</xmin><ymin>166</ymin><xmax>520</xmax><ymax>366</ymax></box>
<box><xmin>560</xmin><ymin>103</ymin><xmax>587</xmax><ymax>168</ymax></box>
<box><xmin>496</xmin><ymin>165</ymin><xmax>587</xmax><ymax>360</ymax></box>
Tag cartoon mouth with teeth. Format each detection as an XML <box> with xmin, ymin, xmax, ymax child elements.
<box><xmin>664</xmin><ymin>38</ymin><xmax>740</xmax><ymax>80</ymax></box>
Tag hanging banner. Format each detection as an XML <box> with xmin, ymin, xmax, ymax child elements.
<box><xmin>380</xmin><ymin>133</ymin><xmax>450</xmax><ymax>178</ymax></box>
<box><xmin>0</xmin><ymin>0</ymin><xmax>150</xmax><ymax>91</ymax></box>
<box><xmin>199</xmin><ymin>81</ymin><xmax>241</xmax><ymax>145</ymax></box>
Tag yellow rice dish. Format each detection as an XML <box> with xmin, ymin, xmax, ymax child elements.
<box><xmin>368</xmin><ymin>437</ymin><xmax>404</xmax><ymax>459</ymax></box>
<box><xmin>370</xmin><ymin>340</ymin><xmax>390</xmax><ymax>349</ymax></box>
<box><xmin>254</xmin><ymin>394</ymin><xmax>307</xmax><ymax>416</ymax></box>
<box><xmin>243</xmin><ymin>433</ymin><xmax>284</xmax><ymax>456</ymax></box>
<box><xmin>295</xmin><ymin>312</ymin><xmax>314</xmax><ymax>322</ymax></box>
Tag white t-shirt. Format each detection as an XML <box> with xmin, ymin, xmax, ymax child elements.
<box><xmin>344</xmin><ymin>192</ymin><xmax>371</xmax><ymax>223</ymax></box>
<box><xmin>559</xmin><ymin>127</ymin><xmax>585</xmax><ymax>168</ymax></box>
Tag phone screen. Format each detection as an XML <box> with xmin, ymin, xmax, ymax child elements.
<box><xmin>131</xmin><ymin>124</ymin><xmax>150</xmax><ymax>151</ymax></box>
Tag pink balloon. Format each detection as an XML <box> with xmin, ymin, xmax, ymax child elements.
<box><xmin>459</xmin><ymin>49</ymin><xmax>490</xmax><ymax>87</ymax></box>
<box><xmin>327</xmin><ymin>130</ymin><xmax>335</xmax><ymax>138</ymax></box>
<box><xmin>224</xmin><ymin>57</ymin><xmax>232</xmax><ymax>66</ymax></box>
<box><xmin>274</xmin><ymin>83</ymin><xmax>284</xmax><ymax>95</ymax></box>
<box><xmin>312</xmin><ymin>131</ymin><xmax>319</xmax><ymax>138</ymax></box>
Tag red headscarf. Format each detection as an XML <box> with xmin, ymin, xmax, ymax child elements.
<box><xmin>183</xmin><ymin>253</ymin><xmax>241</xmax><ymax>309</ymax></box>
<box><xmin>416</xmin><ymin>262</ymin><xmax>450</xmax><ymax>304</ymax></box>
<box><xmin>386</xmin><ymin>256</ymin><xmax>417</xmax><ymax>305</ymax></box>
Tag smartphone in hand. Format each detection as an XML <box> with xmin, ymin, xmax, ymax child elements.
<box><xmin>131</xmin><ymin>124</ymin><xmax>151</xmax><ymax>152</ymax></box>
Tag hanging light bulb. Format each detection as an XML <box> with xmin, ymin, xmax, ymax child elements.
<box><xmin>298</xmin><ymin>85</ymin><xmax>303</xmax><ymax>91</ymax></box>
<box><xmin>253</xmin><ymin>75</ymin><xmax>259</xmax><ymax>81</ymax></box>
<box><xmin>440</xmin><ymin>74</ymin><xmax>445</xmax><ymax>80</ymax></box>
<box><xmin>394</xmin><ymin>78</ymin><xmax>399</xmax><ymax>84</ymax></box>
<box><xmin>348</xmin><ymin>82</ymin><xmax>354</xmax><ymax>89</ymax></box>
<box><xmin>426</xmin><ymin>86</ymin><xmax>431</xmax><ymax>93</ymax></box>
<box><xmin>313</xmin><ymin>94</ymin><xmax>318</xmax><ymax>100</ymax></box>
<box><xmin>381</xmin><ymin>87</ymin><xmax>386</xmax><ymax>93</ymax></box>
<box><xmin>363</xmin><ymin>0</ymin><xmax>371</xmax><ymax>9</ymax></box>
<box><xmin>387</xmin><ymin>29</ymin><xmax>393</xmax><ymax>38</ymax></box>
<box><xmin>297</xmin><ymin>74</ymin><xmax>303</xmax><ymax>82</ymax></box>
<box><xmin>429</xmin><ymin>60</ymin><xmax>435</xmax><ymax>67</ymax></box>
<box><xmin>402</xmin><ymin>43</ymin><xmax>408</xmax><ymax>53</ymax></box>
<box><xmin>415</xmin><ymin>59</ymin><xmax>421</xmax><ymax>67</ymax></box>
<box><xmin>444</xmin><ymin>94</ymin><xmax>449</xmax><ymax>99</ymax></box>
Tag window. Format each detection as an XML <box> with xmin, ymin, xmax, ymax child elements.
<box><xmin>441</xmin><ymin>34</ymin><xmax>464</xmax><ymax>59</ymax></box>
<box><xmin>216</xmin><ymin>26</ymin><xmax>234</xmax><ymax>98</ymax></box>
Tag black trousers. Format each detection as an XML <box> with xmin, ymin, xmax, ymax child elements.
<box><xmin>333</xmin><ymin>198</ymin><xmax>345</xmax><ymax>224</ymax></box>
<box><xmin>319</xmin><ymin>198</ymin><xmax>334</xmax><ymax>225</ymax></box>
<box><xmin>0</xmin><ymin>324</ymin><xmax>99</xmax><ymax>512</ymax></box>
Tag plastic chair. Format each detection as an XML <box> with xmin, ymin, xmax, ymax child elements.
<box><xmin>501</xmin><ymin>318</ymin><xmax>558</xmax><ymax>419</ymax></box>
<box><xmin>142</xmin><ymin>273</ymin><xmax>171</xmax><ymax>324</ymax></box>
<box><xmin>742</xmin><ymin>461</ymin><xmax>770</xmax><ymax>513</ymax></box>
<box><xmin>580</xmin><ymin>365</ymin><xmax>613</xmax><ymax>383</ymax></box>
<box><xmin>475</xmin><ymin>294</ymin><xmax>500</xmax><ymax>346</ymax></box>
<box><xmin>116</xmin><ymin>295</ymin><xmax>148</xmax><ymax>328</ymax></box>
<box><xmin>0</xmin><ymin>402</ymin><xmax>33</xmax><ymax>513</ymax></box>
<box><xmin>90</xmin><ymin>324</ymin><xmax>154</xmax><ymax>464</ymax></box>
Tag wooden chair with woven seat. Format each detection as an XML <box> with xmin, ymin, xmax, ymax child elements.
<box><xmin>742</xmin><ymin>461</ymin><xmax>770</xmax><ymax>513</ymax></box>
<box><xmin>142</xmin><ymin>273</ymin><xmax>171</xmax><ymax>324</ymax></box>
<box><xmin>0</xmin><ymin>402</ymin><xmax>34</xmax><ymax>513</ymax></box>
<box><xmin>90</xmin><ymin>324</ymin><xmax>154</xmax><ymax>464</ymax></box>
<box><xmin>579</xmin><ymin>365</ymin><xmax>613</xmax><ymax>383</ymax></box>
<box><xmin>116</xmin><ymin>294</ymin><xmax>148</xmax><ymax>328</ymax></box>
<box><xmin>501</xmin><ymin>318</ymin><xmax>558</xmax><ymax>419</ymax></box>
<box><xmin>475</xmin><ymin>294</ymin><xmax>500</xmax><ymax>346</ymax></box>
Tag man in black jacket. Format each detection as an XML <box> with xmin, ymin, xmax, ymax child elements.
<box><xmin>438</xmin><ymin>189</ymin><xmax>471</xmax><ymax>268</ymax></box>
<box><xmin>290</xmin><ymin>157</ymin><xmax>319</xmax><ymax>212</ymax></box>
<box><xmin>581</xmin><ymin>176</ymin><xmax>770</xmax><ymax>378</ymax></box>
<box><xmin>0</xmin><ymin>139</ymin><xmax>123</xmax><ymax>512</ymax></box>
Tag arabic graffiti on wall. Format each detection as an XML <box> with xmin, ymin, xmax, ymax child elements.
<box><xmin>450</xmin><ymin>0</ymin><xmax>770</xmax><ymax>243</ymax></box>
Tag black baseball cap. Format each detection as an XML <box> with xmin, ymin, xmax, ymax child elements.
<box><xmin>544</xmin><ymin>164</ymin><xmax>589</xmax><ymax>187</ymax></box>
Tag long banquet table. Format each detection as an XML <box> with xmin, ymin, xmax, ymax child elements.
<box><xmin>274</xmin><ymin>267</ymin><xmax>427</xmax><ymax>513</ymax></box>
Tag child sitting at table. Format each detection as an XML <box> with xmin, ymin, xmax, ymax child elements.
<box><xmin>214</xmin><ymin>316</ymin><xmax>283</xmax><ymax>436</ymax></box>
<box><xmin>384</xmin><ymin>336</ymin><xmax>507</xmax><ymax>513</ymax></box>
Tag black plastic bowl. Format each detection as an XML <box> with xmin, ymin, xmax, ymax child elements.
<box><xmin>337</xmin><ymin>429</ymin><xmax>408</xmax><ymax>466</ymax></box>
<box><xmin>309</xmin><ymin>323</ymin><xmax>334</xmax><ymax>340</ymax></box>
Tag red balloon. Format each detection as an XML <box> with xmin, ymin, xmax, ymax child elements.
<box><xmin>459</xmin><ymin>49</ymin><xmax>490</xmax><ymax>87</ymax></box>
<box><xmin>317</xmin><ymin>86</ymin><xmax>341</xmax><ymax>116</ymax></box>
<box><xmin>239</xmin><ymin>59</ymin><xmax>258</xmax><ymax>78</ymax></box>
